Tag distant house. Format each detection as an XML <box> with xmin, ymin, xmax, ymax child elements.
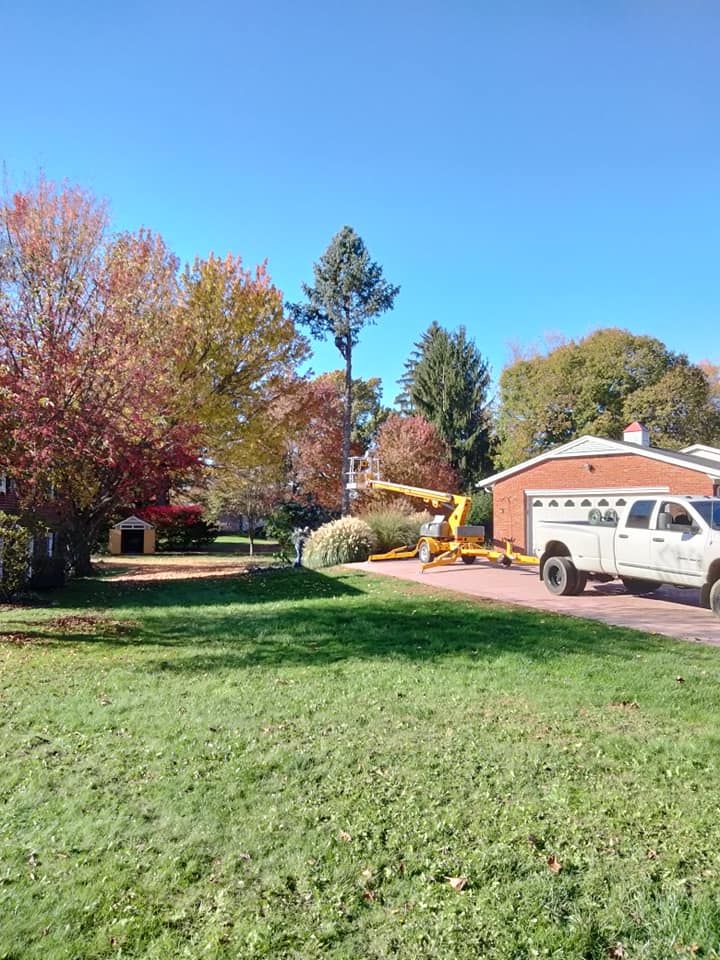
<box><xmin>0</xmin><ymin>473</ymin><xmax>64</xmax><ymax>587</ymax></box>
<box><xmin>479</xmin><ymin>423</ymin><xmax>720</xmax><ymax>554</ymax></box>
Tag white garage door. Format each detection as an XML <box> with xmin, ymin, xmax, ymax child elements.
<box><xmin>525</xmin><ymin>487</ymin><xmax>668</xmax><ymax>554</ymax></box>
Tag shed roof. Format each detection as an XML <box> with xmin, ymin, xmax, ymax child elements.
<box><xmin>112</xmin><ymin>515</ymin><xmax>154</xmax><ymax>529</ymax></box>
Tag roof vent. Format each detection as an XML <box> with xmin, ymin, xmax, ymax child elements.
<box><xmin>624</xmin><ymin>421</ymin><xmax>650</xmax><ymax>447</ymax></box>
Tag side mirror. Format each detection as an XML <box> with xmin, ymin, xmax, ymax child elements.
<box><xmin>657</xmin><ymin>512</ymin><xmax>670</xmax><ymax>530</ymax></box>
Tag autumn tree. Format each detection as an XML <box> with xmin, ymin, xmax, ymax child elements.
<box><xmin>625</xmin><ymin>364</ymin><xmax>720</xmax><ymax>447</ymax></box>
<box><xmin>0</xmin><ymin>180</ymin><xmax>200</xmax><ymax>574</ymax></box>
<box><xmin>285</xmin><ymin>375</ymin><xmax>347</xmax><ymax>512</ymax></box>
<box><xmin>206</xmin><ymin>464</ymin><xmax>284</xmax><ymax>553</ymax></box>
<box><xmin>288</xmin><ymin>227</ymin><xmax>399</xmax><ymax>514</ymax></box>
<box><xmin>397</xmin><ymin>322</ymin><xmax>492</xmax><ymax>486</ymax></box>
<box><xmin>496</xmin><ymin>328</ymin><xmax>720</xmax><ymax>467</ymax></box>
<box><xmin>324</xmin><ymin>371</ymin><xmax>389</xmax><ymax>450</ymax></box>
<box><xmin>176</xmin><ymin>254</ymin><xmax>308</xmax><ymax>470</ymax></box>
<box><xmin>374</xmin><ymin>414</ymin><xmax>459</xmax><ymax>492</ymax></box>
<box><xmin>699</xmin><ymin>360</ymin><xmax>720</xmax><ymax>413</ymax></box>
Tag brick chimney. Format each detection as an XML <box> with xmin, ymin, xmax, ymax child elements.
<box><xmin>623</xmin><ymin>421</ymin><xmax>650</xmax><ymax>447</ymax></box>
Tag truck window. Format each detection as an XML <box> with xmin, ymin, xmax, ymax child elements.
<box><xmin>658</xmin><ymin>501</ymin><xmax>692</xmax><ymax>529</ymax></box>
<box><xmin>625</xmin><ymin>499</ymin><xmax>655</xmax><ymax>529</ymax></box>
<box><xmin>692</xmin><ymin>501</ymin><xmax>720</xmax><ymax>530</ymax></box>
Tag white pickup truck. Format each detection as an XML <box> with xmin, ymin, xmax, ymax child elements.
<box><xmin>536</xmin><ymin>495</ymin><xmax>720</xmax><ymax>616</ymax></box>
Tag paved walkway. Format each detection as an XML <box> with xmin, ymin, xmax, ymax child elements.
<box><xmin>352</xmin><ymin>559</ymin><xmax>720</xmax><ymax>646</ymax></box>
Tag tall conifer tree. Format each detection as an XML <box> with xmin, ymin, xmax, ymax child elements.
<box><xmin>288</xmin><ymin>227</ymin><xmax>399</xmax><ymax>514</ymax></box>
<box><xmin>399</xmin><ymin>323</ymin><xmax>492</xmax><ymax>487</ymax></box>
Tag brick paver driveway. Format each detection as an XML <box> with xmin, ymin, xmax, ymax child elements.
<box><xmin>353</xmin><ymin>558</ymin><xmax>720</xmax><ymax>646</ymax></box>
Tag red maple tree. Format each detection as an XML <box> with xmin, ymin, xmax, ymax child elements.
<box><xmin>374</xmin><ymin>414</ymin><xmax>459</xmax><ymax>492</ymax></box>
<box><xmin>0</xmin><ymin>181</ymin><xmax>201</xmax><ymax>573</ymax></box>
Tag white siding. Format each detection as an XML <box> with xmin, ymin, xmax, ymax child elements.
<box><xmin>525</xmin><ymin>487</ymin><xmax>669</xmax><ymax>553</ymax></box>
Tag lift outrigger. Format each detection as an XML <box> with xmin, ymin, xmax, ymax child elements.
<box><xmin>347</xmin><ymin>456</ymin><xmax>539</xmax><ymax>573</ymax></box>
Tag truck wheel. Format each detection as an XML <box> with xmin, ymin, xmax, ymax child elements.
<box><xmin>461</xmin><ymin>555</ymin><xmax>476</xmax><ymax>565</ymax></box>
<box><xmin>621</xmin><ymin>578</ymin><xmax>661</xmax><ymax>596</ymax></box>
<box><xmin>543</xmin><ymin>556</ymin><xmax>578</xmax><ymax>596</ymax></box>
<box><xmin>418</xmin><ymin>541</ymin><xmax>433</xmax><ymax>565</ymax></box>
<box><xmin>572</xmin><ymin>571</ymin><xmax>588</xmax><ymax>595</ymax></box>
<box><xmin>710</xmin><ymin>580</ymin><xmax>720</xmax><ymax>618</ymax></box>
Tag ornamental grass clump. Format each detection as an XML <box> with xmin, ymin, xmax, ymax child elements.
<box><xmin>302</xmin><ymin>517</ymin><xmax>374</xmax><ymax>569</ymax></box>
<box><xmin>361</xmin><ymin>507</ymin><xmax>429</xmax><ymax>554</ymax></box>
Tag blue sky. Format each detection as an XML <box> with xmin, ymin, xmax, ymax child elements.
<box><xmin>3</xmin><ymin>1</ymin><xmax>718</xmax><ymax>403</ymax></box>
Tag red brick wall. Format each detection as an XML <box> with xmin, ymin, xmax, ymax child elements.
<box><xmin>0</xmin><ymin>483</ymin><xmax>19</xmax><ymax>514</ymax></box>
<box><xmin>492</xmin><ymin>454</ymin><xmax>715</xmax><ymax>552</ymax></box>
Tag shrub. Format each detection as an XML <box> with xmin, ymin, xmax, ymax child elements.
<box><xmin>361</xmin><ymin>507</ymin><xmax>428</xmax><ymax>554</ymax></box>
<box><xmin>266</xmin><ymin>499</ymin><xmax>334</xmax><ymax>562</ymax></box>
<box><xmin>136</xmin><ymin>505</ymin><xmax>219</xmax><ymax>551</ymax></box>
<box><xmin>468</xmin><ymin>491</ymin><xmax>493</xmax><ymax>535</ymax></box>
<box><xmin>303</xmin><ymin>517</ymin><xmax>374</xmax><ymax>569</ymax></box>
<box><xmin>0</xmin><ymin>512</ymin><xmax>33</xmax><ymax>601</ymax></box>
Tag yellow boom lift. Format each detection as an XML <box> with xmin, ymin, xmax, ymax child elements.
<box><xmin>347</xmin><ymin>456</ymin><xmax>538</xmax><ymax>572</ymax></box>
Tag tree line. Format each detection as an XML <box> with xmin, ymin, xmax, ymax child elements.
<box><xmin>1</xmin><ymin>178</ymin><xmax>718</xmax><ymax>573</ymax></box>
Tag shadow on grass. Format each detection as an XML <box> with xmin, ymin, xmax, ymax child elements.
<box><xmin>30</xmin><ymin>565</ymin><xmax>352</xmax><ymax>610</ymax></box>
<box><xmin>12</xmin><ymin>566</ymin><xmax>682</xmax><ymax>671</ymax></box>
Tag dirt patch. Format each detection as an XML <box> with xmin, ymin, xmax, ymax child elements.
<box><xmin>45</xmin><ymin>615</ymin><xmax>138</xmax><ymax>634</ymax></box>
<box><xmin>0</xmin><ymin>615</ymin><xmax>139</xmax><ymax>644</ymax></box>
<box><xmin>93</xmin><ymin>556</ymin><xmax>275</xmax><ymax>582</ymax></box>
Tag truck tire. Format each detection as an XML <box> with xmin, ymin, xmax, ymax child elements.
<box><xmin>621</xmin><ymin>578</ymin><xmax>661</xmax><ymax>596</ymax></box>
<box><xmin>461</xmin><ymin>555</ymin><xmax>476</xmax><ymax>565</ymax></box>
<box><xmin>418</xmin><ymin>540</ymin><xmax>433</xmax><ymax>565</ymax></box>
<box><xmin>572</xmin><ymin>571</ymin><xmax>588</xmax><ymax>595</ymax></box>
<box><xmin>543</xmin><ymin>556</ymin><xmax>578</xmax><ymax>596</ymax></box>
<box><xmin>710</xmin><ymin>580</ymin><xmax>720</xmax><ymax>618</ymax></box>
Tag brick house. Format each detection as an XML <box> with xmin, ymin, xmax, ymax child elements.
<box><xmin>0</xmin><ymin>472</ymin><xmax>63</xmax><ymax>587</ymax></box>
<box><xmin>479</xmin><ymin>424</ymin><xmax>720</xmax><ymax>554</ymax></box>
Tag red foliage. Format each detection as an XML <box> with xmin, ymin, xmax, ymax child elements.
<box><xmin>375</xmin><ymin>415</ymin><xmax>459</xmax><ymax>491</ymax></box>
<box><xmin>136</xmin><ymin>505</ymin><xmax>203</xmax><ymax>528</ymax></box>
<box><xmin>284</xmin><ymin>375</ymin><xmax>362</xmax><ymax>512</ymax></box>
<box><xmin>136</xmin><ymin>504</ymin><xmax>216</xmax><ymax>550</ymax></box>
<box><xmin>0</xmin><ymin>180</ymin><xmax>202</xmax><ymax>572</ymax></box>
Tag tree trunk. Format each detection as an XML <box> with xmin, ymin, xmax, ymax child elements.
<box><xmin>341</xmin><ymin>340</ymin><xmax>353</xmax><ymax>516</ymax></box>
<box><xmin>65</xmin><ymin>517</ymin><xmax>98</xmax><ymax>577</ymax></box>
<box><xmin>68</xmin><ymin>533</ymin><xmax>94</xmax><ymax>577</ymax></box>
<box><xmin>248</xmin><ymin>515</ymin><xmax>255</xmax><ymax>556</ymax></box>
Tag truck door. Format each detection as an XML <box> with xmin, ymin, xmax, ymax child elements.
<box><xmin>650</xmin><ymin>500</ymin><xmax>705</xmax><ymax>586</ymax></box>
<box><xmin>615</xmin><ymin>499</ymin><xmax>656</xmax><ymax>579</ymax></box>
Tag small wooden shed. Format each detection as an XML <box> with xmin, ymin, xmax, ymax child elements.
<box><xmin>109</xmin><ymin>516</ymin><xmax>156</xmax><ymax>555</ymax></box>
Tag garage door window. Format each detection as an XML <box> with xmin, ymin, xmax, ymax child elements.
<box><xmin>625</xmin><ymin>500</ymin><xmax>654</xmax><ymax>529</ymax></box>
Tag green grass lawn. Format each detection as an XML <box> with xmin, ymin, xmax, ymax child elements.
<box><xmin>2</xmin><ymin>566</ymin><xmax>720</xmax><ymax>959</ymax></box>
<box><xmin>208</xmin><ymin>534</ymin><xmax>277</xmax><ymax>555</ymax></box>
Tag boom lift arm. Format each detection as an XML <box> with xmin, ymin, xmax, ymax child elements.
<box><xmin>361</xmin><ymin>478</ymin><xmax>471</xmax><ymax>535</ymax></box>
<box><xmin>346</xmin><ymin>455</ymin><xmax>539</xmax><ymax>572</ymax></box>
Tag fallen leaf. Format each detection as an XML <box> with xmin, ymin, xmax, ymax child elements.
<box><xmin>362</xmin><ymin>888</ymin><xmax>376</xmax><ymax>902</ymax></box>
<box><xmin>646</xmin><ymin>848</ymin><xmax>658</xmax><ymax>860</ymax></box>
<box><xmin>608</xmin><ymin>944</ymin><xmax>625</xmax><ymax>958</ymax></box>
<box><xmin>445</xmin><ymin>875</ymin><xmax>468</xmax><ymax>892</ymax></box>
<box><xmin>676</xmin><ymin>676</ymin><xmax>685</xmax><ymax>683</ymax></box>
<box><xmin>361</xmin><ymin>867</ymin><xmax>373</xmax><ymax>881</ymax></box>
<box><xmin>338</xmin><ymin>830</ymin><xmax>352</xmax><ymax>842</ymax></box>
<box><xmin>546</xmin><ymin>855</ymin><xmax>562</xmax><ymax>874</ymax></box>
